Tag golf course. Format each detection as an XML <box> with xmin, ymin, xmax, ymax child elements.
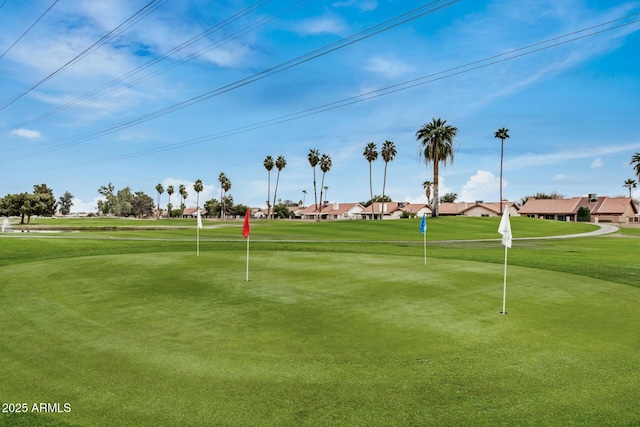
<box><xmin>1</xmin><ymin>216</ymin><xmax>639</xmax><ymax>426</ymax></box>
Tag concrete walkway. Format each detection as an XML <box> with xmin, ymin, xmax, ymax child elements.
<box><xmin>520</xmin><ymin>223</ymin><xmax>619</xmax><ymax>240</ymax></box>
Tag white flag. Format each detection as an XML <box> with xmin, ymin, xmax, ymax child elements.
<box><xmin>197</xmin><ymin>210</ymin><xmax>203</xmax><ymax>229</ymax></box>
<box><xmin>498</xmin><ymin>205</ymin><xmax>512</xmax><ymax>248</ymax></box>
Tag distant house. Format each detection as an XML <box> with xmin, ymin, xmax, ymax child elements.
<box><xmin>519</xmin><ymin>196</ymin><xmax>638</xmax><ymax>223</ymax></box>
<box><xmin>360</xmin><ymin>202</ymin><xmax>431</xmax><ymax>220</ymax></box>
<box><xmin>182</xmin><ymin>207</ymin><xmax>207</xmax><ymax>218</ymax></box>
<box><xmin>438</xmin><ymin>202</ymin><xmax>519</xmax><ymax>217</ymax></box>
<box><xmin>298</xmin><ymin>203</ymin><xmax>365</xmax><ymax>220</ymax></box>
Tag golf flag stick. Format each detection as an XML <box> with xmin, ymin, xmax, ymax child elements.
<box><xmin>242</xmin><ymin>209</ymin><xmax>251</xmax><ymax>281</ymax></box>
<box><xmin>419</xmin><ymin>213</ymin><xmax>427</xmax><ymax>266</ymax></box>
<box><xmin>498</xmin><ymin>204</ymin><xmax>512</xmax><ymax>314</ymax></box>
<box><xmin>196</xmin><ymin>209</ymin><xmax>203</xmax><ymax>256</ymax></box>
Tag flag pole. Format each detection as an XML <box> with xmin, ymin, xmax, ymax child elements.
<box><xmin>501</xmin><ymin>244</ymin><xmax>508</xmax><ymax>314</ymax></box>
<box><xmin>242</xmin><ymin>208</ymin><xmax>251</xmax><ymax>281</ymax></box>
<box><xmin>246</xmin><ymin>235</ymin><xmax>250</xmax><ymax>281</ymax></box>
<box><xmin>423</xmin><ymin>228</ymin><xmax>427</xmax><ymax>266</ymax></box>
<box><xmin>498</xmin><ymin>203</ymin><xmax>511</xmax><ymax>315</ymax></box>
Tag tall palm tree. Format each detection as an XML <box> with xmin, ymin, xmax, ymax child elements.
<box><xmin>166</xmin><ymin>185</ymin><xmax>174</xmax><ymax>218</ymax></box>
<box><xmin>381</xmin><ymin>140</ymin><xmax>397</xmax><ymax>220</ymax></box>
<box><xmin>422</xmin><ymin>180</ymin><xmax>433</xmax><ymax>207</ymax></box>
<box><xmin>308</xmin><ymin>149</ymin><xmax>320</xmax><ymax>220</ymax></box>
<box><xmin>272</xmin><ymin>155</ymin><xmax>287</xmax><ymax>219</ymax></box>
<box><xmin>179</xmin><ymin>184</ymin><xmax>187</xmax><ymax>213</ymax></box>
<box><xmin>155</xmin><ymin>183</ymin><xmax>164</xmax><ymax>219</ymax></box>
<box><xmin>264</xmin><ymin>156</ymin><xmax>274</xmax><ymax>219</ymax></box>
<box><xmin>218</xmin><ymin>172</ymin><xmax>227</xmax><ymax>219</ymax></box>
<box><xmin>222</xmin><ymin>178</ymin><xmax>231</xmax><ymax>218</ymax></box>
<box><xmin>631</xmin><ymin>153</ymin><xmax>640</xmax><ymax>181</ymax></box>
<box><xmin>623</xmin><ymin>178</ymin><xmax>637</xmax><ymax>198</ymax></box>
<box><xmin>363</xmin><ymin>142</ymin><xmax>378</xmax><ymax>220</ymax></box>
<box><xmin>318</xmin><ymin>153</ymin><xmax>332</xmax><ymax>221</ymax></box>
<box><xmin>193</xmin><ymin>179</ymin><xmax>204</xmax><ymax>212</ymax></box>
<box><xmin>494</xmin><ymin>127</ymin><xmax>510</xmax><ymax>213</ymax></box>
<box><xmin>416</xmin><ymin>118</ymin><xmax>458</xmax><ymax>217</ymax></box>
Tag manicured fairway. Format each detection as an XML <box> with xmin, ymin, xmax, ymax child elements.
<box><xmin>1</xmin><ymin>218</ymin><xmax>639</xmax><ymax>426</ymax></box>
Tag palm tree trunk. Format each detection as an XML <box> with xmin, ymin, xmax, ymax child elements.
<box><xmin>313</xmin><ymin>168</ymin><xmax>318</xmax><ymax>221</ymax></box>
<box><xmin>267</xmin><ymin>171</ymin><xmax>271</xmax><ymax>220</ymax></box>
<box><xmin>433</xmin><ymin>161</ymin><xmax>440</xmax><ymax>217</ymax></box>
<box><xmin>369</xmin><ymin>162</ymin><xmax>374</xmax><ymax>220</ymax></box>
<box><xmin>381</xmin><ymin>161</ymin><xmax>388</xmax><ymax>220</ymax></box>
<box><xmin>273</xmin><ymin>170</ymin><xmax>281</xmax><ymax>219</ymax></box>
<box><xmin>319</xmin><ymin>173</ymin><xmax>326</xmax><ymax>221</ymax></box>
<box><xmin>500</xmin><ymin>138</ymin><xmax>504</xmax><ymax>214</ymax></box>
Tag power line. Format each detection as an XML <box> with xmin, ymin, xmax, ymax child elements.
<box><xmin>43</xmin><ymin>14</ymin><xmax>640</xmax><ymax>170</ymax></box>
<box><xmin>0</xmin><ymin>0</ymin><xmax>60</xmax><ymax>60</ymax></box>
<box><xmin>1</xmin><ymin>0</ymin><xmax>312</xmax><ymax>133</ymax></box>
<box><xmin>0</xmin><ymin>0</ymin><xmax>169</xmax><ymax>113</ymax></box>
<box><xmin>5</xmin><ymin>0</ymin><xmax>460</xmax><ymax>160</ymax></box>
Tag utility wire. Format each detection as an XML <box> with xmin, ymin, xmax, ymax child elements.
<box><xmin>40</xmin><ymin>14</ymin><xmax>640</xmax><ymax>170</ymax></box>
<box><xmin>5</xmin><ymin>0</ymin><xmax>460</xmax><ymax>160</ymax></box>
<box><xmin>1</xmin><ymin>0</ymin><xmax>312</xmax><ymax>133</ymax></box>
<box><xmin>0</xmin><ymin>0</ymin><xmax>59</xmax><ymax>59</ymax></box>
<box><xmin>0</xmin><ymin>0</ymin><xmax>169</xmax><ymax>113</ymax></box>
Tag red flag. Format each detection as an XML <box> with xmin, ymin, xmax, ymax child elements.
<box><xmin>242</xmin><ymin>209</ymin><xmax>251</xmax><ymax>238</ymax></box>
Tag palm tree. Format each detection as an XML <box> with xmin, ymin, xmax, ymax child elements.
<box><xmin>318</xmin><ymin>154</ymin><xmax>332</xmax><ymax>221</ymax></box>
<box><xmin>308</xmin><ymin>149</ymin><xmax>320</xmax><ymax>220</ymax></box>
<box><xmin>166</xmin><ymin>185</ymin><xmax>174</xmax><ymax>217</ymax></box>
<box><xmin>416</xmin><ymin>118</ymin><xmax>458</xmax><ymax>217</ymax></box>
<box><xmin>193</xmin><ymin>179</ymin><xmax>204</xmax><ymax>215</ymax></box>
<box><xmin>631</xmin><ymin>153</ymin><xmax>640</xmax><ymax>181</ymax></box>
<box><xmin>218</xmin><ymin>172</ymin><xmax>227</xmax><ymax>219</ymax></box>
<box><xmin>264</xmin><ymin>156</ymin><xmax>274</xmax><ymax>219</ymax></box>
<box><xmin>623</xmin><ymin>178</ymin><xmax>637</xmax><ymax>198</ymax></box>
<box><xmin>494</xmin><ymin>127</ymin><xmax>510</xmax><ymax>213</ymax></box>
<box><xmin>155</xmin><ymin>183</ymin><xmax>164</xmax><ymax>219</ymax></box>
<box><xmin>302</xmin><ymin>189</ymin><xmax>307</xmax><ymax>206</ymax></box>
<box><xmin>363</xmin><ymin>142</ymin><xmax>378</xmax><ymax>220</ymax></box>
<box><xmin>422</xmin><ymin>180</ymin><xmax>433</xmax><ymax>207</ymax></box>
<box><xmin>381</xmin><ymin>140</ymin><xmax>397</xmax><ymax>220</ymax></box>
<box><xmin>179</xmin><ymin>184</ymin><xmax>188</xmax><ymax>213</ymax></box>
<box><xmin>221</xmin><ymin>178</ymin><xmax>231</xmax><ymax>218</ymax></box>
<box><xmin>179</xmin><ymin>184</ymin><xmax>188</xmax><ymax>212</ymax></box>
<box><xmin>272</xmin><ymin>155</ymin><xmax>287</xmax><ymax>219</ymax></box>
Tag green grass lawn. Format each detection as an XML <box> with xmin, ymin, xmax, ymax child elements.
<box><xmin>1</xmin><ymin>218</ymin><xmax>638</xmax><ymax>426</ymax></box>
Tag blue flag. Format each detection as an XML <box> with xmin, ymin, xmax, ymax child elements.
<box><xmin>419</xmin><ymin>213</ymin><xmax>427</xmax><ymax>234</ymax></box>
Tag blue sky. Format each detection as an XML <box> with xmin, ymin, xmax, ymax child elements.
<box><xmin>1</xmin><ymin>0</ymin><xmax>640</xmax><ymax>212</ymax></box>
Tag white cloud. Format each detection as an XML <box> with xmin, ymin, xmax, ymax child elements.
<box><xmin>11</xmin><ymin>128</ymin><xmax>41</xmax><ymax>139</ymax></box>
<box><xmin>70</xmin><ymin>197</ymin><xmax>101</xmax><ymax>213</ymax></box>
<box><xmin>296</xmin><ymin>16</ymin><xmax>347</xmax><ymax>36</ymax></box>
<box><xmin>332</xmin><ymin>0</ymin><xmax>378</xmax><ymax>12</ymax></box>
<box><xmin>363</xmin><ymin>56</ymin><xmax>413</xmax><ymax>79</ymax></box>
<box><xmin>553</xmin><ymin>174</ymin><xmax>567</xmax><ymax>181</ymax></box>
<box><xmin>460</xmin><ymin>170</ymin><xmax>501</xmax><ymax>202</ymax></box>
<box><xmin>591</xmin><ymin>158</ymin><xmax>603</xmax><ymax>169</ymax></box>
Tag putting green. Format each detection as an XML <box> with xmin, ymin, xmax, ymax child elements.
<box><xmin>1</xmin><ymin>250</ymin><xmax>639</xmax><ymax>426</ymax></box>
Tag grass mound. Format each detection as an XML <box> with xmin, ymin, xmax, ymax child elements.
<box><xmin>1</xmin><ymin>218</ymin><xmax>638</xmax><ymax>425</ymax></box>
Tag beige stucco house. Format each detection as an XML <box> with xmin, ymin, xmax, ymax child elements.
<box><xmin>438</xmin><ymin>202</ymin><xmax>519</xmax><ymax>217</ymax></box>
<box><xmin>519</xmin><ymin>196</ymin><xmax>638</xmax><ymax>223</ymax></box>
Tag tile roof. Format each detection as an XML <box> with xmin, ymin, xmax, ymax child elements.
<box><xmin>595</xmin><ymin>197</ymin><xmax>638</xmax><ymax>214</ymax></box>
<box><xmin>519</xmin><ymin>198</ymin><xmax>581</xmax><ymax>215</ymax></box>
<box><xmin>519</xmin><ymin>197</ymin><xmax>637</xmax><ymax>215</ymax></box>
